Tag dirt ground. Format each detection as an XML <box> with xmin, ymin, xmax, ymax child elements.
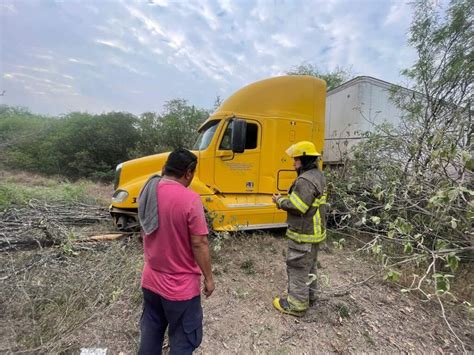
<box><xmin>198</xmin><ymin>233</ymin><xmax>472</xmax><ymax>354</ymax></box>
<box><xmin>1</xmin><ymin>230</ymin><xmax>472</xmax><ymax>354</ymax></box>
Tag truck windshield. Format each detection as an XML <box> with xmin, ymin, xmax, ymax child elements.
<box><xmin>193</xmin><ymin>120</ymin><xmax>220</xmax><ymax>151</ymax></box>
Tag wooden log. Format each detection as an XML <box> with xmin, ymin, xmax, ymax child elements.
<box><xmin>76</xmin><ymin>233</ymin><xmax>127</xmax><ymax>242</ymax></box>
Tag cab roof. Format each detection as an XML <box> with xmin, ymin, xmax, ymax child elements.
<box><xmin>213</xmin><ymin>75</ymin><xmax>326</xmax><ymax>120</ymax></box>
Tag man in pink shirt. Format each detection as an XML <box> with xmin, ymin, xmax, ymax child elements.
<box><xmin>138</xmin><ymin>149</ymin><xmax>214</xmax><ymax>355</ymax></box>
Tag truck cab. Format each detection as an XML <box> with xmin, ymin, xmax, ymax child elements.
<box><xmin>111</xmin><ymin>75</ymin><xmax>326</xmax><ymax>231</ymax></box>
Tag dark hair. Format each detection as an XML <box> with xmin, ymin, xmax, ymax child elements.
<box><xmin>163</xmin><ymin>148</ymin><xmax>198</xmax><ymax>178</ymax></box>
<box><xmin>297</xmin><ymin>155</ymin><xmax>318</xmax><ymax>174</ymax></box>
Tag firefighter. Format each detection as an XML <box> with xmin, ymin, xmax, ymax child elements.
<box><xmin>272</xmin><ymin>141</ymin><xmax>327</xmax><ymax>317</ymax></box>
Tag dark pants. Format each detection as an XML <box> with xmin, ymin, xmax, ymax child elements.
<box><xmin>139</xmin><ymin>288</ymin><xmax>203</xmax><ymax>355</ymax></box>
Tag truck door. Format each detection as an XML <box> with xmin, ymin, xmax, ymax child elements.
<box><xmin>214</xmin><ymin>119</ymin><xmax>261</xmax><ymax>193</ymax></box>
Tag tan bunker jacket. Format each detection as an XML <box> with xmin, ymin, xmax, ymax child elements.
<box><xmin>277</xmin><ymin>168</ymin><xmax>327</xmax><ymax>243</ymax></box>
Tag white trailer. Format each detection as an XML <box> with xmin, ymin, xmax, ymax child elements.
<box><xmin>323</xmin><ymin>76</ymin><xmax>408</xmax><ymax>164</ymax></box>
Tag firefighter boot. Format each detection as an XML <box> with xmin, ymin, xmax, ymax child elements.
<box><xmin>273</xmin><ymin>297</ymin><xmax>306</xmax><ymax>317</ymax></box>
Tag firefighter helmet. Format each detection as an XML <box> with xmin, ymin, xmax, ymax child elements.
<box><xmin>285</xmin><ymin>141</ymin><xmax>320</xmax><ymax>158</ymax></box>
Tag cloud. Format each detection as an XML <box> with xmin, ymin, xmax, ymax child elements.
<box><xmin>3</xmin><ymin>72</ymin><xmax>78</xmax><ymax>97</ymax></box>
<box><xmin>107</xmin><ymin>56</ymin><xmax>147</xmax><ymax>76</ymax></box>
<box><xmin>0</xmin><ymin>2</ymin><xmax>16</xmax><ymax>14</ymax></box>
<box><xmin>14</xmin><ymin>65</ymin><xmax>74</xmax><ymax>81</ymax></box>
<box><xmin>126</xmin><ymin>5</ymin><xmax>166</xmax><ymax>37</ymax></box>
<box><xmin>384</xmin><ymin>2</ymin><xmax>410</xmax><ymax>26</ymax></box>
<box><xmin>95</xmin><ymin>39</ymin><xmax>131</xmax><ymax>53</ymax></box>
<box><xmin>4</xmin><ymin>72</ymin><xmax>72</xmax><ymax>88</ymax></box>
<box><xmin>187</xmin><ymin>2</ymin><xmax>220</xmax><ymax>30</ymax></box>
<box><xmin>217</xmin><ymin>0</ymin><xmax>234</xmax><ymax>14</ymax></box>
<box><xmin>34</xmin><ymin>54</ymin><xmax>54</xmax><ymax>60</ymax></box>
<box><xmin>271</xmin><ymin>34</ymin><xmax>297</xmax><ymax>49</ymax></box>
<box><xmin>62</xmin><ymin>74</ymin><xmax>75</xmax><ymax>80</ymax></box>
<box><xmin>68</xmin><ymin>58</ymin><xmax>96</xmax><ymax>67</ymax></box>
<box><xmin>14</xmin><ymin>65</ymin><xmax>52</xmax><ymax>74</ymax></box>
<box><xmin>147</xmin><ymin>0</ymin><xmax>169</xmax><ymax>7</ymax></box>
<box><xmin>1</xmin><ymin>0</ymin><xmax>421</xmax><ymax>115</ymax></box>
<box><xmin>85</xmin><ymin>4</ymin><xmax>99</xmax><ymax>15</ymax></box>
<box><xmin>123</xmin><ymin>3</ymin><xmax>233</xmax><ymax>82</ymax></box>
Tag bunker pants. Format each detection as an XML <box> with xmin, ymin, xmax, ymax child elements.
<box><xmin>286</xmin><ymin>240</ymin><xmax>319</xmax><ymax>311</ymax></box>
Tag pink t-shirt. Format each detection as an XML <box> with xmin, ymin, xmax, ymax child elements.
<box><xmin>141</xmin><ymin>179</ymin><xmax>209</xmax><ymax>301</ymax></box>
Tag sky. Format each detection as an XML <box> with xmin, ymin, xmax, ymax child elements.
<box><xmin>1</xmin><ymin>0</ymin><xmax>420</xmax><ymax>116</ymax></box>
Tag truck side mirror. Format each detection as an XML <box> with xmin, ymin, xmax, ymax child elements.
<box><xmin>231</xmin><ymin>119</ymin><xmax>247</xmax><ymax>153</ymax></box>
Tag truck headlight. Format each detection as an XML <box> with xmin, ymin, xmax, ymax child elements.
<box><xmin>112</xmin><ymin>189</ymin><xmax>128</xmax><ymax>203</ymax></box>
<box><xmin>114</xmin><ymin>163</ymin><xmax>123</xmax><ymax>190</ymax></box>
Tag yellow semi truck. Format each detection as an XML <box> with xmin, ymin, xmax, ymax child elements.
<box><xmin>110</xmin><ymin>75</ymin><xmax>326</xmax><ymax>231</ymax></box>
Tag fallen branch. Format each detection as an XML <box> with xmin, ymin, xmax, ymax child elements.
<box><xmin>77</xmin><ymin>233</ymin><xmax>128</xmax><ymax>242</ymax></box>
<box><xmin>319</xmin><ymin>273</ymin><xmax>378</xmax><ymax>297</ymax></box>
<box><xmin>0</xmin><ymin>201</ymin><xmax>111</xmax><ymax>251</ymax></box>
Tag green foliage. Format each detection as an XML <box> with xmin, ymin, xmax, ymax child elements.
<box><xmin>209</xmin><ymin>231</ymin><xmax>230</xmax><ymax>253</ymax></box>
<box><xmin>154</xmin><ymin>99</ymin><xmax>208</xmax><ymax>151</ymax></box>
<box><xmin>328</xmin><ymin>0</ymin><xmax>473</xmax><ymax>299</ymax></box>
<box><xmin>61</xmin><ymin>232</ymin><xmax>79</xmax><ymax>257</ymax></box>
<box><xmin>433</xmin><ymin>273</ymin><xmax>454</xmax><ymax>295</ymax></box>
<box><xmin>0</xmin><ymin>181</ymin><xmax>94</xmax><ymax>210</ymax></box>
<box><xmin>213</xmin><ymin>95</ymin><xmax>223</xmax><ymax>111</ymax></box>
<box><xmin>0</xmin><ymin>106</ymin><xmax>57</xmax><ymax>168</ymax></box>
<box><xmin>128</xmin><ymin>99</ymin><xmax>208</xmax><ymax>157</ymax></box>
<box><xmin>286</xmin><ymin>63</ymin><xmax>352</xmax><ymax>90</ymax></box>
<box><xmin>51</xmin><ymin>111</ymin><xmax>139</xmax><ymax>179</ymax></box>
<box><xmin>383</xmin><ymin>270</ymin><xmax>401</xmax><ymax>282</ymax></box>
<box><xmin>0</xmin><ymin>106</ymin><xmax>139</xmax><ymax>180</ymax></box>
<box><xmin>446</xmin><ymin>252</ymin><xmax>460</xmax><ymax>272</ymax></box>
<box><xmin>0</xmin><ymin>98</ymin><xmax>209</xmax><ymax>181</ymax></box>
<box><xmin>336</xmin><ymin>302</ymin><xmax>350</xmax><ymax>319</ymax></box>
<box><xmin>332</xmin><ymin>238</ymin><xmax>346</xmax><ymax>250</ymax></box>
<box><xmin>240</xmin><ymin>258</ymin><xmax>256</xmax><ymax>275</ymax></box>
<box><xmin>130</xmin><ymin>111</ymin><xmax>162</xmax><ymax>157</ymax></box>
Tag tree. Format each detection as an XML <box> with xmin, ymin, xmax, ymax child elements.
<box><xmin>132</xmin><ymin>99</ymin><xmax>209</xmax><ymax>157</ymax></box>
<box><xmin>0</xmin><ymin>105</ymin><xmax>56</xmax><ymax>169</ymax></box>
<box><xmin>0</xmin><ymin>107</ymin><xmax>141</xmax><ymax>180</ymax></box>
<box><xmin>156</xmin><ymin>99</ymin><xmax>208</xmax><ymax>151</ymax></box>
<box><xmin>45</xmin><ymin>111</ymin><xmax>140</xmax><ymax>179</ymax></box>
<box><xmin>329</xmin><ymin>1</ymin><xmax>473</xmax><ymax>346</ymax></box>
<box><xmin>286</xmin><ymin>63</ymin><xmax>352</xmax><ymax>90</ymax></box>
<box><xmin>131</xmin><ymin>112</ymin><xmax>163</xmax><ymax>157</ymax></box>
<box><xmin>397</xmin><ymin>0</ymin><xmax>473</xmax><ymax>178</ymax></box>
<box><xmin>1</xmin><ymin>99</ymin><xmax>210</xmax><ymax>180</ymax></box>
<box><xmin>213</xmin><ymin>95</ymin><xmax>223</xmax><ymax>112</ymax></box>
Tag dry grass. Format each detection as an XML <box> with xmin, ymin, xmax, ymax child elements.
<box><xmin>0</xmin><ymin>169</ymin><xmax>112</xmax><ymax>208</ymax></box>
<box><xmin>0</xmin><ymin>238</ymin><xmax>143</xmax><ymax>354</ymax></box>
<box><xmin>0</xmin><ymin>170</ymin><xmax>133</xmax><ymax>353</ymax></box>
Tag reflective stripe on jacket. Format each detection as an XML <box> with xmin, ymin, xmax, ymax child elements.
<box><xmin>277</xmin><ymin>168</ymin><xmax>327</xmax><ymax>243</ymax></box>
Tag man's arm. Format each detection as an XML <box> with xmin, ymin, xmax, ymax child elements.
<box><xmin>191</xmin><ymin>234</ymin><xmax>215</xmax><ymax>298</ymax></box>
